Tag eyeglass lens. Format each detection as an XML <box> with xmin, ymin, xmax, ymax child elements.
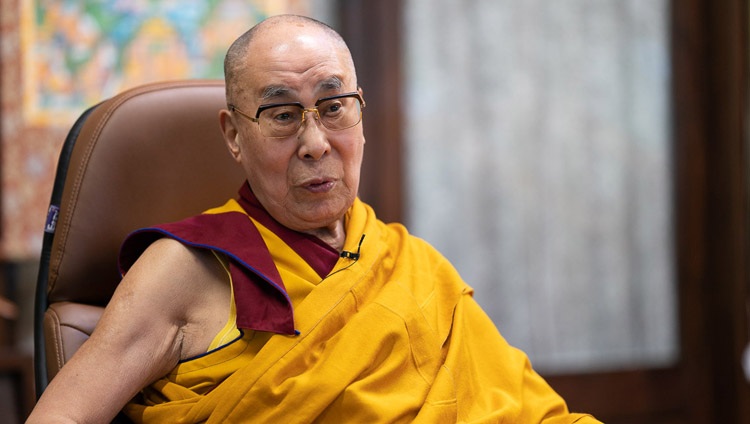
<box><xmin>259</xmin><ymin>96</ymin><xmax>362</xmax><ymax>137</ymax></box>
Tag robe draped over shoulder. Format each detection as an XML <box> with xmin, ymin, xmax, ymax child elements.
<box><xmin>117</xmin><ymin>185</ymin><xmax>600</xmax><ymax>423</ymax></box>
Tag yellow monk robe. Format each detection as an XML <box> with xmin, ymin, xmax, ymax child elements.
<box><xmin>123</xmin><ymin>204</ymin><xmax>323</xmax><ymax>421</ymax></box>
<box><xmin>118</xmin><ymin>185</ymin><xmax>601</xmax><ymax>423</ymax></box>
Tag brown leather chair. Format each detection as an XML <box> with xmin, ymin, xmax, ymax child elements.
<box><xmin>34</xmin><ymin>80</ymin><xmax>246</xmax><ymax>402</ymax></box>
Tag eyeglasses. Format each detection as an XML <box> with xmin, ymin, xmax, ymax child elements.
<box><xmin>229</xmin><ymin>92</ymin><xmax>366</xmax><ymax>138</ymax></box>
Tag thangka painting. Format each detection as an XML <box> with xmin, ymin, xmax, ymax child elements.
<box><xmin>21</xmin><ymin>0</ymin><xmax>311</xmax><ymax>126</ymax></box>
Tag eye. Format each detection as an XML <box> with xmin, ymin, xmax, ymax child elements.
<box><xmin>320</xmin><ymin>100</ymin><xmax>345</xmax><ymax>116</ymax></box>
<box><xmin>274</xmin><ymin>112</ymin><xmax>293</xmax><ymax>121</ymax></box>
<box><xmin>266</xmin><ymin>106</ymin><xmax>301</xmax><ymax>125</ymax></box>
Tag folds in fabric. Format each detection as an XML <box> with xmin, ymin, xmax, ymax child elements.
<box><xmin>121</xmin><ymin>191</ymin><xmax>601</xmax><ymax>423</ymax></box>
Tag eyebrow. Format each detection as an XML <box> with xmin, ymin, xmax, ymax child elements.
<box><xmin>258</xmin><ymin>77</ymin><xmax>345</xmax><ymax>102</ymax></box>
<box><xmin>318</xmin><ymin>77</ymin><xmax>343</xmax><ymax>91</ymax></box>
<box><xmin>260</xmin><ymin>85</ymin><xmax>291</xmax><ymax>101</ymax></box>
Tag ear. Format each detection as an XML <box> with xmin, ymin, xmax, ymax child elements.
<box><xmin>219</xmin><ymin>109</ymin><xmax>242</xmax><ymax>162</ymax></box>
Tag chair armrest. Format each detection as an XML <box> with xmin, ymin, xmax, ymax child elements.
<box><xmin>43</xmin><ymin>301</ymin><xmax>104</xmax><ymax>381</ymax></box>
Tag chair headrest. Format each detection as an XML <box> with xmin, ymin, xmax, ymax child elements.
<box><xmin>47</xmin><ymin>80</ymin><xmax>246</xmax><ymax>305</ymax></box>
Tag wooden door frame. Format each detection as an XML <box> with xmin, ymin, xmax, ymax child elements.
<box><xmin>335</xmin><ymin>1</ymin><xmax>750</xmax><ymax>422</ymax></box>
<box><xmin>337</xmin><ymin>0</ymin><xmax>404</xmax><ymax>224</ymax></box>
<box><xmin>673</xmin><ymin>0</ymin><xmax>750</xmax><ymax>422</ymax></box>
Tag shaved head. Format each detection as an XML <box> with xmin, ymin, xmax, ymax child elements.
<box><xmin>224</xmin><ymin>15</ymin><xmax>355</xmax><ymax>104</ymax></box>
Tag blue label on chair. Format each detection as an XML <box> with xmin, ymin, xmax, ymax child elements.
<box><xmin>45</xmin><ymin>205</ymin><xmax>60</xmax><ymax>234</ymax></box>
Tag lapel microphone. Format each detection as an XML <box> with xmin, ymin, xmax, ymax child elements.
<box><xmin>340</xmin><ymin>234</ymin><xmax>365</xmax><ymax>260</ymax></box>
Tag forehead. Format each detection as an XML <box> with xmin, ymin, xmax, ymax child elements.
<box><xmin>239</xmin><ymin>25</ymin><xmax>355</xmax><ymax>101</ymax></box>
<box><xmin>260</xmin><ymin>76</ymin><xmax>345</xmax><ymax>100</ymax></box>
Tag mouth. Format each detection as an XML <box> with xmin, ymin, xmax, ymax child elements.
<box><xmin>301</xmin><ymin>178</ymin><xmax>336</xmax><ymax>193</ymax></box>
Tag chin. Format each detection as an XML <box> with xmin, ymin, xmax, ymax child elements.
<box><xmin>296</xmin><ymin>204</ymin><xmax>348</xmax><ymax>227</ymax></box>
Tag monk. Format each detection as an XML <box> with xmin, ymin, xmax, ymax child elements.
<box><xmin>28</xmin><ymin>15</ymin><xmax>600</xmax><ymax>423</ymax></box>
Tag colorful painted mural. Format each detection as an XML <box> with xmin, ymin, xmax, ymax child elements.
<box><xmin>23</xmin><ymin>0</ymin><xmax>309</xmax><ymax>125</ymax></box>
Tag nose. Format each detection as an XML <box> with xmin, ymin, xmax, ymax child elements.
<box><xmin>297</xmin><ymin>109</ymin><xmax>330</xmax><ymax>160</ymax></box>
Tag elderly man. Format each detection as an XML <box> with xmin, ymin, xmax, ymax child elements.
<box><xmin>29</xmin><ymin>15</ymin><xmax>599</xmax><ymax>423</ymax></box>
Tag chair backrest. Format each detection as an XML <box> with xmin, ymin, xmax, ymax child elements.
<box><xmin>34</xmin><ymin>80</ymin><xmax>246</xmax><ymax>396</ymax></box>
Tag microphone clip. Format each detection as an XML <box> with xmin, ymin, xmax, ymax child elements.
<box><xmin>339</xmin><ymin>234</ymin><xmax>365</xmax><ymax>261</ymax></box>
<box><xmin>340</xmin><ymin>250</ymin><xmax>359</xmax><ymax>260</ymax></box>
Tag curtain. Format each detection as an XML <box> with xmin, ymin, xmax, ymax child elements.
<box><xmin>404</xmin><ymin>0</ymin><xmax>675</xmax><ymax>373</ymax></box>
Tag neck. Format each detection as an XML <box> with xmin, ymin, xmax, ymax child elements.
<box><xmin>304</xmin><ymin>219</ymin><xmax>346</xmax><ymax>251</ymax></box>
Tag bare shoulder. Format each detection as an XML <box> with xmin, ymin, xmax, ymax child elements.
<box><xmin>115</xmin><ymin>237</ymin><xmax>232</xmax><ymax>356</ymax></box>
<box><xmin>125</xmin><ymin>237</ymin><xmax>224</xmax><ymax>290</ymax></box>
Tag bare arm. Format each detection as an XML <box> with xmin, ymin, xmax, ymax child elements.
<box><xmin>28</xmin><ymin>238</ymin><xmax>230</xmax><ymax>423</ymax></box>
